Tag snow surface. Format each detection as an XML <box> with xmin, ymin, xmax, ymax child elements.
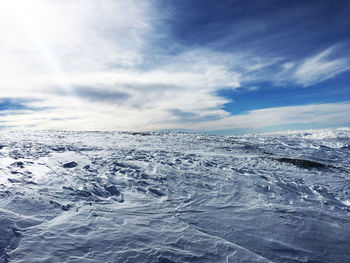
<box><xmin>0</xmin><ymin>129</ymin><xmax>350</xmax><ymax>262</ymax></box>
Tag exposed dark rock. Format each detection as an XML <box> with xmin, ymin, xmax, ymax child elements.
<box><xmin>104</xmin><ymin>185</ymin><xmax>121</xmax><ymax>196</ymax></box>
<box><xmin>8</xmin><ymin>178</ymin><xmax>22</xmax><ymax>183</ymax></box>
<box><xmin>277</xmin><ymin>157</ymin><xmax>329</xmax><ymax>169</ymax></box>
<box><xmin>62</xmin><ymin>162</ymin><xmax>78</xmax><ymax>168</ymax></box>
<box><xmin>75</xmin><ymin>190</ymin><xmax>93</xmax><ymax>197</ymax></box>
<box><xmin>149</xmin><ymin>188</ymin><xmax>165</xmax><ymax>197</ymax></box>
<box><xmin>61</xmin><ymin>204</ymin><xmax>72</xmax><ymax>211</ymax></box>
<box><xmin>129</xmin><ymin>132</ymin><xmax>151</xmax><ymax>136</ymax></box>
<box><xmin>11</xmin><ymin>162</ymin><xmax>25</xmax><ymax>168</ymax></box>
<box><xmin>51</xmin><ymin>146</ymin><xmax>66</xmax><ymax>152</ymax></box>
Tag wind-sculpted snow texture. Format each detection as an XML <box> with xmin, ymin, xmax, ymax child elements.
<box><xmin>0</xmin><ymin>129</ymin><xmax>350</xmax><ymax>263</ymax></box>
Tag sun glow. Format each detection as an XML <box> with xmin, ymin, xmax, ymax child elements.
<box><xmin>0</xmin><ymin>1</ymin><xmax>85</xmax><ymax>119</ymax></box>
<box><xmin>0</xmin><ymin>0</ymin><xmax>73</xmax><ymax>87</ymax></box>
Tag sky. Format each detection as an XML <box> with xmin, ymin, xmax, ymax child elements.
<box><xmin>1</xmin><ymin>0</ymin><xmax>350</xmax><ymax>134</ymax></box>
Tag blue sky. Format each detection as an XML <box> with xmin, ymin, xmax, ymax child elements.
<box><xmin>0</xmin><ymin>0</ymin><xmax>349</xmax><ymax>133</ymax></box>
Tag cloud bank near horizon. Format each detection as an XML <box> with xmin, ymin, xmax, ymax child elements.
<box><xmin>1</xmin><ymin>0</ymin><xmax>350</xmax><ymax>133</ymax></box>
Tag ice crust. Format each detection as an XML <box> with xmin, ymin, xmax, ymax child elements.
<box><xmin>0</xmin><ymin>129</ymin><xmax>349</xmax><ymax>262</ymax></box>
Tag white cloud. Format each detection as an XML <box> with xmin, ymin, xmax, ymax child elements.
<box><xmin>0</xmin><ymin>0</ymin><xmax>243</xmax><ymax>131</ymax></box>
<box><xmin>183</xmin><ymin>102</ymin><xmax>350</xmax><ymax>131</ymax></box>
<box><xmin>293</xmin><ymin>47</ymin><xmax>350</xmax><ymax>86</ymax></box>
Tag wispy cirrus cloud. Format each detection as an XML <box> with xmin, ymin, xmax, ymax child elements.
<box><xmin>292</xmin><ymin>46</ymin><xmax>350</xmax><ymax>86</ymax></box>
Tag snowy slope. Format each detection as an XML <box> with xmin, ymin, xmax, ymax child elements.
<box><xmin>0</xmin><ymin>129</ymin><xmax>350</xmax><ymax>262</ymax></box>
